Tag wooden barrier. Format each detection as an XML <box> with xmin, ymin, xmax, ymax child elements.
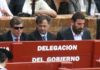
<box><xmin>57</xmin><ymin>67</ymin><xmax>100</xmax><ymax>70</ymax></box>
<box><xmin>6</xmin><ymin>62</ymin><xmax>61</xmax><ymax>70</ymax></box>
<box><xmin>1</xmin><ymin>40</ymin><xmax>100</xmax><ymax>68</ymax></box>
<box><xmin>73</xmin><ymin>68</ymin><xmax>100</xmax><ymax>70</ymax></box>
<box><xmin>11</xmin><ymin>41</ymin><xmax>94</xmax><ymax>68</ymax></box>
<box><xmin>6</xmin><ymin>62</ymin><xmax>73</xmax><ymax>70</ymax></box>
<box><xmin>0</xmin><ymin>42</ymin><xmax>12</xmax><ymax>51</ymax></box>
<box><xmin>93</xmin><ymin>40</ymin><xmax>100</xmax><ymax>67</ymax></box>
<box><xmin>0</xmin><ymin>15</ymin><xmax>97</xmax><ymax>39</ymax></box>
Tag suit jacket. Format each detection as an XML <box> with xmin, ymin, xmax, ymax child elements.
<box><xmin>45</xmin><ymin>0</ymin><xmax>70</xmax><ymax>14</ymax></box>
<box><xmin>94</xmin><ymin>0</ymin><xmax>100</xmax><ymax>12</ymax></box>
<box><xmin>56</xmin><ymin>27</ymin><xmax>91</xmax><ymax>40</ymax></box>
<box><xmin>9</xmin><ymin>0</ymin><xmax>25</xmax><ymax>15</ymax></box>
<box><xmin>28</xmin><ymin>30</ymin><xmax>56</xmax><ymax>41</ymax></box>
<box><xmin>45</xmin><ymin>0</ymin><xmax>80</xmax><ymax>14</ymax></box>
<box><xmin>69</xmin><ymin>0</ymin><xmax>81</xmax><ymax>13</ymax></box>
<box><xmin>96</xmin><ymin>19</ymin><xmax>100</xmax><ymax>39</ymax></box>
<box><xmin>0</xmin><ymin>31</ymin><xmax>28</xmax><ymax>41</ymax></box>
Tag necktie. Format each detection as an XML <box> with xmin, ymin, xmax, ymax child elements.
<box><xmin>42</xmin><ymin>36</ymin><xmax>46</xmax><ymax>41</ymax></box>
<box><xmin>15</xmin><ymin>37</ymin><xmax>19</xmax><ymax>41</ymax></box>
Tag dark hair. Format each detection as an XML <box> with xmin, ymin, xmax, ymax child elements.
<box><xmin>10</xmin><ymin>16</ymin><xmax>23</xmax><ymax>28</ymax></box>
<box><xmin>36</xmin><ymin>15</ymin><xmax>52</xmax><ymax>25</ymax></box>
<box><xmin>71</xmin><ymin>12</ymin><xmax>85</xmax><ymax>22</ymax></box>
<box><xmin>0</xmin><ymin>51</ymin><xmax>7</xmax><ymax>63</ymax></box>
<box><xmin>0</xmin><ymin>49</ymin><xmax>13</xmax><ymax>60</ymax></box>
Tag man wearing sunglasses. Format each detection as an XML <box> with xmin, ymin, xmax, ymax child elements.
<box><xmin>56</xmin><ymin>12</ymin><xmax>91</xmax><ymax>40</ymax></box>
<box><xmin>0</xmin><ymin>16</ymin><xmax>28</xmax><ymax>42</ymax></box>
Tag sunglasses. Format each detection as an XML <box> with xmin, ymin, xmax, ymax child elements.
<box><xmin>13</xmin><ymin>27</ymin><xmax>24</xmax><ymax>30</ymax></box>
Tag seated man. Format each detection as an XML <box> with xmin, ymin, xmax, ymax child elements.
<box><xmin>0</xmin><ymin>49</ymin><xmax>13</xmax><ymax>70</ymax></box>
<box><xmin>56</xmin><ymin>12</ymin><xmax>91</xmax><ymax>40</ymax></box>
<box><xmin>0</xmin><ymin>16</ymin><xmax>28</xmax><ymax>42</ymax></box>
<box><xmin>28</xmin><ymin>15</ymin><xmax>56</xmax><ymax>41</ymax></box>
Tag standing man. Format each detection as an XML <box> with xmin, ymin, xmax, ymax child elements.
<box><xmin>57</xmin><ymin>12</ymin><xmax>91</xmax><ymax>40</ymax></box>
<box><xmin>9</xmin><ymin>0</ymin><xmax>25</xmax><ymax>16</ymax></box>
<box><xmin>28</xmin><ymin>15</ymin><xmax>56</xmax><ymax>41</ymax></box>
<box><xmin>0</xmin><ymin>16</ymin><xmax>28</xmax><ymax>42</ymax></box>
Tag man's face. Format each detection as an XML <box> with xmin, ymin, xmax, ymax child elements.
<box><xmin>72</xmin><ymin>19</ymin><xmax>85</xmax><ymax>34</ymax></box>
<box><xmin>11</xmin><ymin>24</ymin><xmax>24</xmax><ymax>37</ymax></box>
<box><xmin>37</xmin><ymin>19</ymin><xmax>50</xmax><ymax>34</ymax></box>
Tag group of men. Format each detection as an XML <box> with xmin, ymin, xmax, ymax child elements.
<box><xmin>0</xmin><ymin>11</ymin><xmax>92</xmax><ymax>70</ymax></box>
<box><xmin>0</xmin><ymin>12</ymin><xmax>91</xmax><ymax>42</ymax></box>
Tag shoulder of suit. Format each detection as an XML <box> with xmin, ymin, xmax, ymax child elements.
<box><xmin>59</xmin><ymin>27</ymin><xmax>70</xmax><ymax>33</ymax></box>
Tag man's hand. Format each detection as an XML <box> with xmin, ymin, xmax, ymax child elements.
<box><xmin>0</xmin><ymin>8</ymin><xmax>10</xmax><ymax>16</ymax></box>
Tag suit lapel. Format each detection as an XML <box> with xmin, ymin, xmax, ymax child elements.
<box><xmin>20</xmin><ymin>33</ymin><xmax>24</xmax><ymax>41</ymax></box>
<box><xmin>7</xmin><ymin>31</ymin><xmax>13</xmax><ymax>41</ymax></box>
<box><xmin>69</xmin><ymin>28</ymin><xmax>74</xmax><ymax>40</ymax></box>
<box><xmin>47</xmin><ymin>33</ymin><xmax>50</xmax><ymax>40</ymax></box>
<box><xmin>34</xmin><ymin>30</ymin><xmax>42</xmax><ymax>40</ymax></box>
<box><xmin>64</xmin><ymin>28</ymin><xmax>74</xmax><ymax>40</ymax></box>
<box><xmin>82</xmin><ymin>31</ymin><xmax>86</xmax><ymax>40</ymax></box>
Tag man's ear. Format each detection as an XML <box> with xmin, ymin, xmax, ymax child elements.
<box><xmin>71</xmin><ymin>20</ymin><xmax>74</xmax><ymax>26</ymax></box>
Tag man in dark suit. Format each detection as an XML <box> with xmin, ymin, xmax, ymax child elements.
<box><xmin>28</xmin><ymin>15</ymin><xmax>56</xmax><ymax>41</ymax></box>
<box><xmin>0</xmin><ymin>16</ymin><xmax>28</xmax><ymax>42</ymax></box>
<box><xmin>9</xmin><ymin>0</ymin><xmax>25</xmax><ymax>15</ymax></box>
<box><xmin>57</xmin><ymin>12</ymin><xmax>91</xmax><ymax>40</ymax></box>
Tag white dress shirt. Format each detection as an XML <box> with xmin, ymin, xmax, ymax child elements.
<box><xmin>11</xmin><ymin>33</ymin><xmax>20</xmax><ymax>42</ymax></box>
<box><xmin>71</xmin><ymin>27</ymin><xmax>83</xmax><ymax>40</ymax></box>
<box><xmin>90</xmin><ymin>0</ymin><xmax>96</xmax><ymax>16</ymax></box>
<box><xmin>35</xmin><ymin>0</ymin><xmax>53</xmax><ymax>13</ymax></box>
<box><xmin>79</xmin><ymin>0</ymin><xmax>86</xmax><ymax>12</ymax></box>
<box><xmin>40</xmin><ymin>33</ymin><xmax>47</xmax><ymax>41</ymax></box>
<box><xmin>22</xmin><ymin>0</ymin><xmax>53</xmax><ymax>15</ymax></box>
<box><xmin>22</xmin><ymin>0</ymin><xmax>32</xmax><ymax>15</ymax></box>
<box><xmin>0</xmin><ymin>65</ymin><xmax>7</xmax><ymax>70</ymax></box>
<box><xmin>0</xmin><ymin>0</ymin><xmax>13</xmax><ymax>17</ymax></box>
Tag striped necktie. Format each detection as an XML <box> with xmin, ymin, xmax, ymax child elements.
<box><xmin>42</xmin><ymin>36</ymin><xmax>46</xmax><ymax>41</ymax></box>
<box><xmin>15</xmin><ymin>37</ymin><xmax>19</xmax><ymax>41</ymax></box>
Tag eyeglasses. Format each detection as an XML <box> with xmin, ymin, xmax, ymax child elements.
<box><xmin>13</xmin><ymin>27</ymin><xmax>24</xmax><ymax>30</ymax></box>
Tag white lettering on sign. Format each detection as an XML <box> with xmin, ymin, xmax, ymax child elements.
<box><xmin>47</xmin><ymin>56</ymin><xmax>80</xmax><ymax>62</ymax></box>
<box><xmin>0</xmin><ymin>47</ymin><xmax>10</xmax><ymax>51</ymax></box>
<box><xmin>32</xmin><ymin>57</ymin><xmax>43</xmax><ymax>62</ymax></box>
<box><xmin>32</xmin><ymin>56</ymin><xmax>80</xmax><ymax>62</ymax></box>
<box><xmin>37</xmin><ymin>45</ymin><xmax>77</xmax><ymax>51</ymax></box>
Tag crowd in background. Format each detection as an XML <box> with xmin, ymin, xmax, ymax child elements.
<box><xmin>0</xmin><ymin>0</ymin><xmax>100</xmax><ymax>41</ymax></box>
<box><xmin>0</xmin><ymin>0</ymin><xmax>100</xmax><ymax>17</ymax></box>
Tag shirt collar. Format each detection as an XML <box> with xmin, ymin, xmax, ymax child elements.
<box><xmin>71</xmin><ymin>26</ymin><xmax>83</xmax><ymax>36</ymax></box>
<box><xmin>40</xmin><ymin>32</ymin><xmax>47</xmax><ymax>37</ymax></box>
<box><xmin>11</xmin><ymin>33</ymin><xmax>20</xmax><ymax>41</ymax></box>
